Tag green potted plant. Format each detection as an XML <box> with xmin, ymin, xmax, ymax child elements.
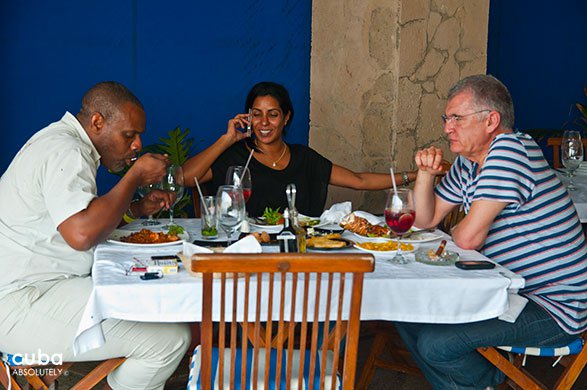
<box><xmin>111</xmin><ymin>126</ymin><xmax>194</xmax><ymax>218</ymax></box>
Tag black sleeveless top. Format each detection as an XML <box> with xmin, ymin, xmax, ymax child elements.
<box><xmin>209</xmin><ymin>142</ymin><xmax>332</xmax><ymax>217</ymax></box>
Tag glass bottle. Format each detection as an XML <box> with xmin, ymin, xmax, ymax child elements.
<box><xmin>277</xmin><ymin>209</ymin><xmax>298</xmax><ymax>253</ymax></box>
<box><xmin>290</xmin><ymin>207</ymin><xmax>306</xmax><ymax>253</ymax></box>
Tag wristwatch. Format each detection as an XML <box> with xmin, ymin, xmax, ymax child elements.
<box><xmin>402</xmin><ymin>171</ymin><xmax>410</xmax><ymax>186</ymax></box>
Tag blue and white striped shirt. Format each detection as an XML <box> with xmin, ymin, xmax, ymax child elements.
<box><xmin>436</xmin><ymin>132</ymin><xmax>587</xmax><ymax>334</ymax></box>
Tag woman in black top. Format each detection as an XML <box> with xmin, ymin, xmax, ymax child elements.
<box><xmin>182</xmin><ymin>81</ymin><xmax>415</xmax><ymax>217</ymax></box>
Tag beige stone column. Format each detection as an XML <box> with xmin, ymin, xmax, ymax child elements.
<box><xmin>309</xmin><ymin>0</ymin><xmax>489</xmax><ymax>213</ymax></box>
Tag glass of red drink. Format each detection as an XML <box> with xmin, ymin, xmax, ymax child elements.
<box><xmin>384</xmin><ymin>188</ymin><xmax>415</xmax><ymax>264</ymax></box>
<box><xmin>226</xmin><ymin>166</ymin><xmax>252</xmax><ymax>203</ymax></box>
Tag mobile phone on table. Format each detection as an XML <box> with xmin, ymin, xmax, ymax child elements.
<box><xmin>151</xmin><ymin>255</ymin><xmax>180</xmax><ymax>260</ymax></box>
<box><xmin>455</xmin><ymin>260</ymin><xmax>495</xmax><ymax>270</ymax></box>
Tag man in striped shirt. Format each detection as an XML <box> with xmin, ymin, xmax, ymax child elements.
<box><xmin>395</xmin><ymin>74</ymin><xmax>587</xmax><ymax>389</ymax></box>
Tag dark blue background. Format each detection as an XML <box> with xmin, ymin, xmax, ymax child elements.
<box><xmin>0</xmin><ymin>0</ymin><xmax>311</xmax><ymax>193</ymax></box>
<box><xmin>487</xmin><ymin>0</ymin><xmax>587</xmax><ymax>132</ymax></box>
<box><xmin>2</xmin><ymin>1</ymin><xmax>587</xmax><ymax>193</ymax></box>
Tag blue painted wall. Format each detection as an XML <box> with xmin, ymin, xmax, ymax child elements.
<box><xmin>488</xmin><ymin>0</ymin><xmax>587</xmax><ymax>132</ymax></box>
<box><xmin>0</xmin><ymin>0</ymin><xmax>311</xmax><ymax>194</ymax></box>
<box><xmin>3</xmin><ymin>1</ymin><xmax>587</xmax><ymax>192</ymax></box>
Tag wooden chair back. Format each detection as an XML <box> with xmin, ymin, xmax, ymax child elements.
<box><xmin>0</xmin><ymin>357</ymin><xmax>125</xmax><ymax>389</ymax></box>
<box><xmin>191</xmin><ymin>252</ymin><xmax>374</xmax><ymax>390</ymax></box>
<box><xmin>477</xmin><ymin>331</ymin><xmax>587</xmax><ymax>390</ymax></box>
<box><xmin>439</xmin><ymin>206</ymin><xmax>466</xmax><ymax>234</ymax></box>
<box><xmin>547</xmin><ymin>137</ymin><xmax>587</xmax><ymax>168</ymax></box>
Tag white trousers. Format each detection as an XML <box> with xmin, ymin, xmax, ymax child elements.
<box><xmin>0</xmin><ymin>277</ymin><xmax>191</xmax><ymax>390</ymax></box>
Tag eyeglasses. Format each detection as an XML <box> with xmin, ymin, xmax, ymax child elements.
<box><xmin>441</xmin><ymin>109</ymin><xmax>491</xmax><ymax>124</ymax></box>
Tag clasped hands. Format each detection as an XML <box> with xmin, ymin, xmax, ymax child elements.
<box><xmin>415</xmin><ymin>147</ymin><xmax>450</xmax><ymax>176</ymax></box>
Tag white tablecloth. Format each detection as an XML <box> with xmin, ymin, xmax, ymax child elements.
<box><xmin>558</xmin><ymin>171</ymin><xmax>587</xmax><ymax>222</ymax></box>
<box><xmin>73</xmin><ymin>219</ymin><xmax>524</xmax><ymax>355</ymax></box>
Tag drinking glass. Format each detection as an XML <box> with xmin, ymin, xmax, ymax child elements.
<box><xmin>561</xmin><ymin>131</ymin><xmax>584</xmax><ymax>191</ymax></box>
<box><xmin>384</xmin><ymin>188</ymin><xmax>415</xmax><ymax>264</ymax></box>
<box><xmin>225</xmin><ymin>166</ymin><xmax>252</xmax><ymax>203</ymax></box>
<box><xmin>216</xmin><ymin>185</ymin><xmax>246</xmax><ymax>245</ymax></box>
<box><xmin>136</xmin><ymin>183</ymin><xmax>162</xmax><ymax>226</ymax></box>
<box><xmin>161</xmin><ymin>164</ymin><xmax>185</xmax><ymax>228</ymax></box>
<box><xmin>200</xmin><ymin>196</ymin><xmax>218</xmax><ymax>239</ymax></box>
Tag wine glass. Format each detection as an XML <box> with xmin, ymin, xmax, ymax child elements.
<box><xmin>216</xmin><ymin>185</ymin><xmax>246</xmax><ymax>245</ymax></box>
<box><xmin>136</xmin><ymin>183</ymin><xmax>162</xmax><ymax>226</ymax></box>
<box><xmin>225</xmin><ymin>166</ymin><xmax>252</xmax><ymax>203</ymax></box>
<box><xmin>561</xmin><ymin>131</ymin><xmax>584</xmax><ymax>191</ymax></box>
<box><xmin>160</xmin><ymin>164</ymin><xmax>185</xmax><ymax>228</ymax></box>
<box><xmin>384</xmin><ymin>188</ymin><xmax>415</xmax><ymax>264</ymax></box>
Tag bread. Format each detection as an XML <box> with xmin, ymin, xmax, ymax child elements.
<box><xmin>307</xmin><ymin>234</ymin><xmax>346</xmax><ymax>249</ymax></box>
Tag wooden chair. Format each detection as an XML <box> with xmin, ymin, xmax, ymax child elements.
<box><xmin>547</xmin><ymin>137</ymin><xmax>587</xmax><ymax>168</ymax></box>
<box><xmin>356</xmin><ymin>322</ymin><xmax>422</xmax><ymax>389</ymax></box>
<box><xmin>477</xmin><ymin>331</ymin><xmax>587</xmax><ymax>390</ymax></box>
<box><xmin>439</xmin><ymin>205</ymin><xmax>466</xmax><ymax>234</ymax></box>
<box><xmin>189</xmin><ymin>252</ymin><xmax>374</xmax><ymax>389</ymax></box>
<box><xmin>0</xmin><ymin>357</ymin><xmax>125</xmax><ymax>389</ymax></box>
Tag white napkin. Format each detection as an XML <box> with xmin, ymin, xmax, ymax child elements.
<box><xmin>182</xmin><ymin>235</ymin><xmax>262</xmax><ymax>256</ymax></box>
<box><xmin>498</xmin><ymin>293</ymin><xmax>528</xmax><ymax>323</ymax></box>
<box><xmin>318</xmin><ymin>202</ymin><xmax>352</xmax><ymax>226</ymax></box>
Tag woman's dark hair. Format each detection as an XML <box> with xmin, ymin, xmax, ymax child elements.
<box><xmin>245</xmin><ymin>81</ymin><xmax>294</xmax><ymax>133</ymax></box>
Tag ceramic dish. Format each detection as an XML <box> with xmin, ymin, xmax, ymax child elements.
<box><xmin>307</xmin><ymin>238</ymin><xmax>353</xmax><ymax>251</ymax></box>
<box><xmin>107</xmin><ymin>229</ymin><xmax>189</xmax><ymax>247</ymax></box>
<box><xmin>353</xmin><ymin>240</ymin><xmax>415</xmax><ymax>255</ymax></box>
<box><xmin>400</xmin><ymin>230</ymin><xmax>443</xmax><ymax>243</ymax></box>
<box><xmin>249</xmin><ymin>221</ymin><xmax>284</xmax><ymax>234</ymax></box>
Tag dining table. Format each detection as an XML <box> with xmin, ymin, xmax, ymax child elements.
<box><xmin>73</xmin><ymin>218</ymin><xmax>524</xmax><ymax>356</ymax></box>
<box><xmin>557</xmin><ymin>168</ymin><xmax>587</xmax><ymax>222</ymax></box>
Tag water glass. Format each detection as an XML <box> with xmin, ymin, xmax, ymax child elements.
<box><xmin>200</xmin><ymin>196</ymin><xmax>218</xmax><ymax>239</ymax></box>
<box><xmin>216</xmin><ymin>185</ymin><xmax>246</xmax><ymax>245</ymax></box>
<box><xmin>561</xmin><ymin>130</ymin><xmax>584</xmax><ymax>191</ymax></box>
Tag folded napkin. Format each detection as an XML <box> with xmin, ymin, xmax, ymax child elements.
<box><xmin>318</xmin><ymin>202</ymin><xmax>352</xmax><ymax>226</ymax></box>
<box><xmin>182</xmin><ymin>235</ymin><xmax>262</xmax><ymax>256</ymax></box>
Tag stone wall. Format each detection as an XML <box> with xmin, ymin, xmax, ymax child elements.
<box><xmin>309</xmin><ymin>0</ymin><xmax>489</xmax><ymax>212</ymax></box>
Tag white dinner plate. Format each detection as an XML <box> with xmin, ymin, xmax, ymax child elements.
<box><xmin>347</xmin><ymin>231</ymin><xmax>391</xmax><ymax>241</ymax></box>
<box><xmin>107</xmin><ymin>229</ymin><xmax>189</xmax><ymax>247</ymax></box>
<box><xmin>401</xmin><ymin>231</ymin><xmax>443</xmax><ymax>243</ymax></box>
<box><xmin>249</xmin><ymin>221</ymin><xmax>284</xmax><ymax>234</ymax></box>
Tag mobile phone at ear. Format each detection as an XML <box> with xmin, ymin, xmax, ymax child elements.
<box><xmin>455</xmin><ymin>260</ymin><xmax>495</xmax><ymax>270</ymax></box>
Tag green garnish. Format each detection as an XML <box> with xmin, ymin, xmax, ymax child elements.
<box><xmin>201</xmin><ymin>226</ymin><xmax>217</xmax><ymax>237</ymax></box>
<box><xmin>167</xmin><ymin>225</ymin><xmax>185</xmax><ymax>236</ymax></box>
<box><xmin>262</xmin><ymin>207</ymin><xmax>284</xmax><ymax>225</ymax></box>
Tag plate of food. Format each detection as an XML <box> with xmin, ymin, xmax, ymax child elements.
<box><xmin>353</xmin><ymin>239</ymin><xmax>414</xmax><ymax>255</ymax></box>
<box><xmin>250</xmin><ymin>207</ymin><xmax>285</xmax><ymax>233</ymax></box>
<box><xmin>414</xmin><ymin>247</ymin><xmax>459</xmax><ymax>266</ymax></box>
<box><xmin>298</xmin><ymin>214</ymin><xmax>321</xmax><ymax>228</ymax></box>
<box><xmin>306</xmin><ymin>233</ymin><xmax>353</xmax><ymax>251</ymax></box>
<box><xmin>107</xmin><ymin>228</ymin><xmax>189</xmax><ymax>247</ymax></box>
<box><xmin>340</xmin><ymin>212</ymin><xmax>391</xmax><ymax>239</ymax></box>
<box><xmin>400</xmin><ymin>229</ymin><xmax>443</xmax><ymax>243</ymax></box>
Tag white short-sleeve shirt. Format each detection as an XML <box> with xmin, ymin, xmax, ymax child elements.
<box><xmin>0</xmin><ymin>112</ymin><xmax>100</xmax><ymax>297</ymax></box>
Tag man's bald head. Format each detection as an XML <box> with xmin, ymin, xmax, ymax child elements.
<box><xmin>78</xmin><ymin>81</ymin><xmax>144</xmax><ymax>122</ymax></box>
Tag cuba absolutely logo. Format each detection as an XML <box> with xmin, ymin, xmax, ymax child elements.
<box><xmin>3</xmin><ymin>349</ymin><xmax>63</xmax><ymax>366</ymax></box>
